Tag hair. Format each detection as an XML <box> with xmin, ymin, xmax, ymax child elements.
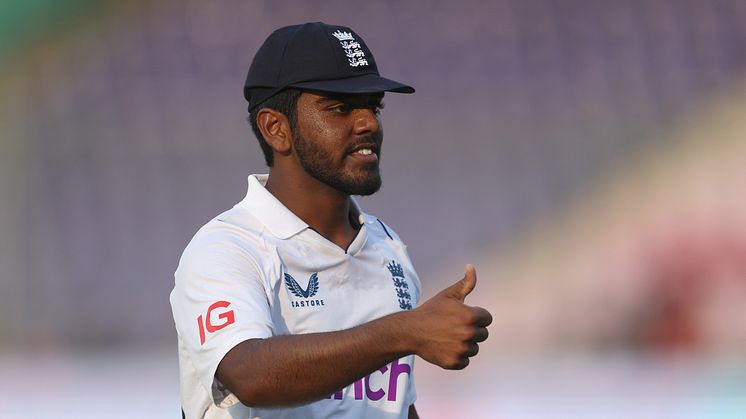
<box><xmin>248</xmin><ymin>88</ymin><xmax>302</xmax><ymax>166</ymax></box>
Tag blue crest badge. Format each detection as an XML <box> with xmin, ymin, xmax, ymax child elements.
<box><xmin>387</xmin><ymin>261</ymin><xmax>412</xmax><ymax>310</ymax></box>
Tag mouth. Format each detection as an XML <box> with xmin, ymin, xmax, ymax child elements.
<box><xmin>348</xmin><ymin>143</ymin><xmax>379</xmax><ymax>163</ymax></box>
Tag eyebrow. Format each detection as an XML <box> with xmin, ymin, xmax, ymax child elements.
<box><xmin>315</xmin><ymin>97</ymin><xmax>338</xmax><ymax>104</ymax></box>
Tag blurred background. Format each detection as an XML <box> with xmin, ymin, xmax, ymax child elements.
<box><xmin>1</xmin><ymin>0</ymin><xmax>746</xmax><ymax>417</ymax></box>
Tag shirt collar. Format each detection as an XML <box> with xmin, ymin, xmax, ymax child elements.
<box><xmin>237</xmin><ymin>174</ymin><xmax>367</xmax><ymax>240</ymax></box>
<box><xmin>238</xmin><ymin>174</ymin><xmax>308</xmax><ymax>239</ymax></box>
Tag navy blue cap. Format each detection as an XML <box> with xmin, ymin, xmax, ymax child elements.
<box><xmin>244</xmin><ymin>22</ymin><xmax>414</xmax><ymax>111</ymax></box>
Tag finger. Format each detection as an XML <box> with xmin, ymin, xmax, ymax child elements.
<box><xmin>465</xmin><ymin>342</ymin><xmax>480</xmax><ymax>357</ymax></box>
<box><xmin>449</xmin><ymin>357</ymin><xmax>470</xmax><ymax>370</ymax></box>
<box><xmin>474</xmin><ymin>307</ymin><xmax>493</xmax><ymax>327</ymax></box>
<box><xmin>444</xmin><ymin>264</ymin><xmax>477</xmax><ymax>301</ymax></box>
<box><xmin>473</xmin><ymin>327</ymin><xmax>489</xmax><ymax>343</ymax></box>
<box><xmin>462</xmin><ymin>264</ymin><xmax>477</xmax><ymax>300</ymax></box>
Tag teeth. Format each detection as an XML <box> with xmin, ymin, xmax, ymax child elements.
<box><xmin>356</xmin><ymin>149</ymin><xmax>373</xmax><ymax>155</ymax></box>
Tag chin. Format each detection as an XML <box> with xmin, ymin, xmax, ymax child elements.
<box><xmin>338</xmin><ymin>173</ymin><xmax>382</xmax><ymax>196</ymax></box>
<box><xmin>347</xmin><ymin>178</ymin><xmax>382</xmax><ymax>196</ymax></box>
<box><xmin>352</xmin><ymin>185</ymin><xmax>380</xmax><ymax>196</ymax></box>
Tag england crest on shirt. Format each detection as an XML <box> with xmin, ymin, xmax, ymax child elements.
<box><xmin>387</xmin><ymin>261</ymin><xmax>412</xmax><ymax>310</ymax></box>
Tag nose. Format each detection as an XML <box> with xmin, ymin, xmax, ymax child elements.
<box><xmin>353</xmin><ymin>108</ymin><xmax>380</xmax><ymax>135</ymax></box>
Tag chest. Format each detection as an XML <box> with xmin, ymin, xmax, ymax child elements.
<box><xmin>268</xmin><ymin>239</ymin><xmax>418</xmax><ymax>335</ymax></box>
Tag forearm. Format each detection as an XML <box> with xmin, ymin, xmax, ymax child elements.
<box><xmin>217</xmin><ymin>310</ymin><xmax>414</xmax><ymax>407</ymax></box>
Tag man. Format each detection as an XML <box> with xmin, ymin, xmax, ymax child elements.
<box><xmin>170</xmin><ymin>22</ymin><xmax>492</xmax><ymax>419</ymax></box>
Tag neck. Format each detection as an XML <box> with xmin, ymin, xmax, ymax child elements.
<box><xmin>265</xmin><ymin>169</ymin><xmax>360</xmax><ymax>249</ymax></box>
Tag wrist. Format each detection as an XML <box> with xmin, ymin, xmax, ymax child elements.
<box><xmin>384</xmin><ymin>309</ymin><xmax>420</xmax><ymax>357</ymax></box>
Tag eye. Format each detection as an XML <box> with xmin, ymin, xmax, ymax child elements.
<box><xmin>329</xmin><ymin>103</ymin><xmax>353</xmax><ymax>114</ymax></box>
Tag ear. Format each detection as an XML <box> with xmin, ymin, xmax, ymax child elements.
<box><xmin>256</xmin><ymin>108</ymin><xmax>293</xmax><ymax>157</ymax></box>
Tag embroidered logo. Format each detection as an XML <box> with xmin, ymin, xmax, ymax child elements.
<box><xmin>332</xmin><ymin>30</ymin><xmax>369</xmax><ymax>67</ymax></box>
<box><xmin>387</xmin><ymin>261</ymin><xmax>412</xmax><ymax>310</ymax></box>
<box><xmin>285</xmin><ymin>272</ymin><xmax>325</xmax><ymax>308</ymax></box>
<box><xmin>285</xmin><ymin>272</ymin><xmax>319</xmax><ymax>298</ymax></box>
<box><xmin>332</xmin><ymin>30</ymin><xmax>355</xmax><ymax>41</ymax></box>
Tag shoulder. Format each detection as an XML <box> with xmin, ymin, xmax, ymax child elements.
<box><xmin>364</xmin><ymin>214</ymin><xmax>405</xmax><ymax>243</ymax></box>
<box><xmin>176</xmin><ymin>206</ymin><xmax>276</xmax><ymax>279</ymax></box>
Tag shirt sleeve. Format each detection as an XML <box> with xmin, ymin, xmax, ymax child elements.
<box><xmin>170</xmin><ymin>227</ymin><xmax>276</xmax><ymax>407</ymax></box>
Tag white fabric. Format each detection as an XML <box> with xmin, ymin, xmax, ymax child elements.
<box><xmin>170</xmin><ymin>174</ymin><xmax>421</xmax><ymax>419</ymax></box>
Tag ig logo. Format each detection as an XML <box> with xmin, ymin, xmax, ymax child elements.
<box><xmin>197</xmin><ymin>300</ymin><xmax>235</xmax><ymax>345</ymax></box>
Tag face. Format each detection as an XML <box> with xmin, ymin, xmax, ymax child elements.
<box><xmin>292</xmin><ymin>91</ymin><xmax>385</xmax><ymax>196</ymax></box>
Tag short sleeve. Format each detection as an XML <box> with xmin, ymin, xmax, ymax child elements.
<box><xmin>170</xmin><ymin>227</ymin><xmax>275</xmax><ymax>407</ymax></box>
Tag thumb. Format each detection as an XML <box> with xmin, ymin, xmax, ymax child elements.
<box><xmin>444</xmin><ymin>264</ymin><xmax>477</xmax><ymax>302</ymax></box>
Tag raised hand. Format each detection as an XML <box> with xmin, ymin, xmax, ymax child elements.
<box><xmin>408</xmin><ymin>264</ymin><xmax>493</xmax><ymax>369</ymax></box>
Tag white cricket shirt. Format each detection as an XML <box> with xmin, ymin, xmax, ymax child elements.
<box><xmin>170</xmin><ymin>174</ymin><xmax>421</xmax><ymax>419</ymax></box>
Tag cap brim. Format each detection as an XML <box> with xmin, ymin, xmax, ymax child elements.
<box><xmin>246</xmin><ymin>74</ymin><xmax>414</xmax><ymax>111</ymax></box>
<box><xmin>290</xmin><ymin>73</ymin><xmax>415</xmax><ymax>95</ymax></box>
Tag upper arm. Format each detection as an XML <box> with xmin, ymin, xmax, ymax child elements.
<box><xmin>170</xmin><ymin>231</ymin><xmax>275</xmax><ymax>407</ymax></box>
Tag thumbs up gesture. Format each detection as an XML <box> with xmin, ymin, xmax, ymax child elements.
<box><xmin>445</xmin><ymin>263</ymin><xmax>479</xmax><ymax>302</ymax></box>
<box><xmin>408</xmin><ymin>264</ymin><xmax>493</xmax><ymax>369</ymax></box>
